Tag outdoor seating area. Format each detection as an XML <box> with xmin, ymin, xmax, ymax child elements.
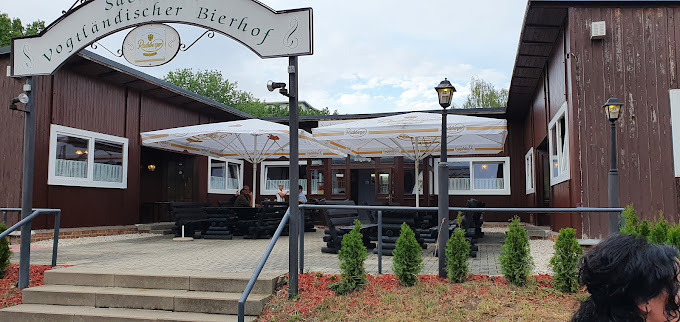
<box><xmin>169</xmin><ymin>201</ymin><xmax>316</xmax><ymax>240</ymax></box>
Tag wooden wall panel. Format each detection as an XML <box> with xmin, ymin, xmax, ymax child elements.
<box><xmin>532</xmin><ymin>80</ymin><xmax>548</xmax><ymax>145</ymax></box>
<box><xmin>139</xmin><ymin>96</ymin><xmax>200</xmax><ymax>132</ymax></box>
<box><xmin>548</xmin><ymin>32</ymin><xmax>568</xmax><ymax>120</ymax></box>
<box><xmin>569</xmin><ymin>6</ymin><xmax>680</xmax><ymax>237</ymax></box>
<box><xmin>51</xmin><ymin>70</ymin><xmax>127</xmax><ymax>137</ymax></box>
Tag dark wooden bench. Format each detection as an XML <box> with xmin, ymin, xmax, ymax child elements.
<box><xmin>320</xmin><ymin>200</ymin><xmax>377</xmax><ymax>254</ymax></box>
<box><xmin>169</xmin><ymin>202</ymin><xmax>211</xmax><ymax>238</ymax></box>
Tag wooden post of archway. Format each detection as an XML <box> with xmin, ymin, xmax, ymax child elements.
<box><xmin>9</xmin><ymin>0</ymin><xmax>313</xmax><ymax>292</ymax></box>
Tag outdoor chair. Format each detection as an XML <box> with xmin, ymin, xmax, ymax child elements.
<box><xmin>320</xmin><ymin>200</ymin><xmax>377</xmax><ymax>254</ymax></box>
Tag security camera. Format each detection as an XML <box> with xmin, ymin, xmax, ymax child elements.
<box><xmin>267</xmin><ymin>81</ymin><xmax>286</xmax><ymax>92</ymax></box>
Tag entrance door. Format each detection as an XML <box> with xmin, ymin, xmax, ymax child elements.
<box><xmin>535</xmin><ymin>146</ymin><xmax>551</xmax><ymax>226</ymax></box>
<box><xmin>166</xmin><ymin>157</ymin><xmax>194</xmax><ymax>202</ymax></box>
<box><xmin>351</xmin><ymin>169</ymin><xmax>375</xmax><ymax>205</ymax></box>
<box><xmin>375</xmin><ymin>168</ymin><xmax>393</xmax><ymax>204</ymax></box>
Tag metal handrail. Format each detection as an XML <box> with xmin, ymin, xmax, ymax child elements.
<box><xmin>238</xmin><ymin>207</ymin><xmax>290</xmax><ymax>322</ymax></box>
<box><xmin>0</xmin><ymin>208</ymin><xmax>62</xmax><ymax>289</ymax></box>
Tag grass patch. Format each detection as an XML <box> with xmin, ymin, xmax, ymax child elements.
<box><xmin>260</xmin><ymin>273</ymin><xmax>583</xmax><ymax>321</ymax></box>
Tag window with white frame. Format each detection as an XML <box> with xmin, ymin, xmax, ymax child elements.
<box><xmin>525</xmin><ymin>148</ymin><xmax>535</xmax><ymax>194</ymax></box>
<box><xmin>48</xmin><ymin>124</ymin><xmax>128</xmax><ymax>189</ymax></box>
<box><xmin>208</xmin><ymin>158</ymin><xmax>243</xmax><ymax>194</ymax></box>
<box><xmin>670</xmin><ymin>89</ymin><xmax>680</xmax><ymax>177</ymax></box>
<box><xmin>260</xmin><ymin>160</ymin><xmax>308</xmax><ymax>195</ymax></box>
<box><xmin>548</xmin><ymin>102</ymin><xmax>570</xmax><ymax>185</ymax></box>
<box><xmin>433</xmin><ymin>157</ymin><xmax>511</xmax><ymax>195</ymax></box>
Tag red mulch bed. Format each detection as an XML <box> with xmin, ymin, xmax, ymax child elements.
<box><xmin>260</xmin><ymin>273</ymin><xmax>579</xmax><ymax>321</ymax></box>
<box><xmin>0</xmin><ymin>264</ymin><xmax>58</xmax><ymax>309</ymax></box>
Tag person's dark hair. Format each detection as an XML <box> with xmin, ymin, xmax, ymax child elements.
<box><xmin>299</xmin><ymin>185</ymin><xmax>303</xmax><ymax>190</ymax></box>
<box><xmin>572</xmin><ymin>234</ymin><xmax>680</xmax><ymax>321</ymax></box>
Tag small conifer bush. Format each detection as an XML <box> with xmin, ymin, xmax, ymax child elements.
<box><xmin>619</xmin><ymin>204</ymin><xmax>640</xmax><ymax>236</ymax></box>
<box><xmin>638</xmin><ymin>219</ymin><xmax>651</xmax><ymax>241</ymax></box>
<box><xmin>0</xmin><ymin>223</ymin><xmax>11</xmax><ymax>278</ymax></box>
<box><xmin>667</xmin><ymin>224</ymin><xmax>680</xmax><ymax>251</ymax></box>
<box><xmin>649</xmin><ymin>212</ymin><xmax>670</xmax><ymax>245</ymax></box>
<box><xmin>446</xmin><ymin>214</ymin><xmax>470</xmax><ymax>283</ymax></box>
<box><xmin>549</xmin><ymin>228</ymin><xmax>582</xmax><ymax>293</ymax></box>
<box><xmin>392</xmin><ymin>222</ymin><xmax>423</xmax><ymax>287</ymax></box>
<box><xmin>499</xmin><ymin>217</ymin><xmax>533</xmax><ymax>286</ymax></box>
<box><xmin>329</xmin><ymin>220</ymin><xmax>367</xmax><ymax>295</ymax></box>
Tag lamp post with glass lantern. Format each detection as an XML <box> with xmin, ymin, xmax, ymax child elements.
<box><xmin>435</xmin><ymin>78</ymin><xmax>456</xmax><ymax>278</ymax></box>
<box><xmin>603</xmin><ymin>96</ymin><xmax>623</xmax><ymax>235</ymax></box>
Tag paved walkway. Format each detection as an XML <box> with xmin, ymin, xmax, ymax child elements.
<box><xmin>12</xmin><ymin>229</ymin><xmax>504</xmax><ymax>276</ymax></box>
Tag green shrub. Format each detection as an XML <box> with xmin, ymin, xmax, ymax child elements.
<box><xmin>329</xmin><ymin>220</ymin><xmax>367</xmax><ymax>295</ymax></box>
<box><xmin>499</xmin><ymin>217</ymin><xmax>534</xmax><ymax>286</ymax></box>
<box><xmin>0</xmin><ymin>223</ymin><xmax>10</xmax><ymax>278</ymax></box>
<box><xmin>638</xmin><ymin>219</ymin><xmax>651</xmax><ymax>241</ymax></box>
<box><xmin>446</xmin><ymin>218</ymin><xmax>470</xmax><ymax>283</ymax></box>
<box><xmin>549</xmin><ymin>228</ymin><xmax>582</xmax><ymax>293</ymax></box>
<box><xmin>619</xmin><ymin>204</ymin><xmax>639</xmax><ymax>236</ymax></box>
<box><xmin>649</xmin><ymin>212</ymin><xmax>671</xmax><ymax>245</ymax></box>
<box><xmin>667</xmin><ymin>224</ymin><xmax>680</xmax><ymax>251</ymax></box>
<box><xmin>392</xmin><ymin>222</ymin><xmax>423</xmax><ymax>287</ymax></box>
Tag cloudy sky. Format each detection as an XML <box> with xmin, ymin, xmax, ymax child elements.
<box><xmin>4</xmin><ymin>0</ymin><xmax>528</xmax><ymax>114</ymax></box>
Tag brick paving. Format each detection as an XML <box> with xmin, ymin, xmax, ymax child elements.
<box><xmin>13</xmin><ymin>229</ymin><xmax>504</xmax><ymax>276</ymax></box>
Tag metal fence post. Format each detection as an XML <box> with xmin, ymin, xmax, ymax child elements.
<box><xmin>52</xmin><ymin>210</ymin><xmax>61</xmax><ymax>267</ymax></box>
<box><xmin>378</xmin><ymin>210</ymin><xmax>383</xmax><ymax>274</ymax></box>
<box><xmin>299</xmin><ymin>208</ymin><xmax>304</xmax><ymax>274</ymax></box>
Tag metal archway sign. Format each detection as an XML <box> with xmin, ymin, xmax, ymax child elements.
<box><xmin>10</xmin><ymin>0</ymin><xmax>313</xmax><ymax>76</ymax></box>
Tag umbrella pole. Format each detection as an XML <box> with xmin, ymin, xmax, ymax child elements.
<box><xmin>415</xmin><ymin>160</ymin><xmax>420</xmax><ymax>208</ymax></box>
<box><xmin>252</xmin><ymin>162</ymin><xmax>257</xmax><ymax>207</ymax></box>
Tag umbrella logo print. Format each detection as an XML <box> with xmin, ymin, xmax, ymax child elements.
<box><xmin>447</xmin><ymin>124</ymin><xmax>466</xmax><ymax>134</ymax></box>
<box><xmin>346</xmin><ymin>128</ymin><xmax>368</xmax><ymax>137</ymax></box>
<box><xmin>307</xmin><ymin>150</ymin><xmax>322</xmax><ymax>157</ymax></box>
<box><xmin>454</xmin><ymin>145</ymin><xmax>473</xmax><ymax>153</ymax></box>
<box><xmin>383</xmin><ymin>148</ymin><xmax>399</xmax><ymax>155</ymax></box>
<box><xmin>268</xmin><ymin>134</ymin><xmax>280</xmax><ymax>141</ymax></box>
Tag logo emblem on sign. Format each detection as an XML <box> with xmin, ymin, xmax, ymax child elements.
<box><xmin>122</xmin><ymin>24</ymin><xmax>180</xmax><ymax>67</ymax></box>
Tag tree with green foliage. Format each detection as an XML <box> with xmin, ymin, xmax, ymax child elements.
<box><xmin>0</xmin><ymin>223</ymin><xmax>11</xmax><ymax>278</ymax></box>
<box><xmin>549</xmin><ymin>228</ymin><xmax>582</xmax><ymax>293</ymax></box>
<box><xmin>392</xmin><ymin>223</ymin><xmax>423</xmax><ymax>286</ymax></box>
<box><xmin>619</xmin><ymin>204</ymin><xmax>640</xmax><ymax>236</ymax></box>
<box><xmin>667</xmin><ymin>224</ymin><xmax>680</xmax><ymax>251</ymax></box>
<box><xmin>649</xmin><ymin>212</ymin><xmax>671</xmax><ymax>245</ymax></box>
<box><xmin>460</xmin><ymin>76</ymin><xmax>508</xmax><ymax>109</ymax></box>
<box><xmin>0</xmin><ymin>13</ymin><xmax>45</xmax><ymax>47</ymax></box>
<box><xmin>329</xmin><ymin>220</ymin><xmax>367</xmax><ymax>295</ymax></box>
<box><xmin>499</xmin><ymin>217</ymin><xmax>534</xmax><ymax>286</ymax></box>
<box><xmin>164</xmin><ymin>68</ymin><xmax>335</xmax><ymax>118</ymax></box>
<box><xmin>638</xmin><ymin>219</ymin><xmax>651</xmax><ymax>241</ymax></box>
<box><xmin>446</xmin><ymin>214</ymin><xmax>470</xmax><ymax>283</ymax></box>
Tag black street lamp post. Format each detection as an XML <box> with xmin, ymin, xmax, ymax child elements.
<box><xmin>434</xmin><ymin>78</ymin><xmax>456</xmax><ymax>278</ymax></box>
<box><xmin>603</xmin><ymin>96</ymin><xmax>623</xmax><ymax>235</ymax></box>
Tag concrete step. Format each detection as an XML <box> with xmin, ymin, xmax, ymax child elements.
<box><xmin>22</xmin><ymin>285</ymin><xmax>269</xmax><ymax>315</ymax></box>
<box><xmin>45</xmin><ymin>267</ymin><xmax>282</xmax><ymax>294</ymax></box>
<box><xmin>0</xmin><ymin>304</ymin><xmax>256</xmax><ymax>321</ymax></box>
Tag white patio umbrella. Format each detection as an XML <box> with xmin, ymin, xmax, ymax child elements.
<box><xmin>141</xmin><ymin>119</ymin><xmax>346</xmax><ymax>205</ymax></box>
<box><xmin>312</xmin><ymin>112</ymin><xmax>507</xmax><ymax>206</ymax></box>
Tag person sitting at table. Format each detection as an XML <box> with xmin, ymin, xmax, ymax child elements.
<box><xmin>298</xmin><ymin>185</ymin><xmax>307</xmax><ymax>204</ymax></box>
<box><xmin>234</xmin><ymin>185</ymin><xmax>253</xmax><ymax>207</ymax></box>
<box><xmin>276</xmin><ymin>184</ymin><xmax>289</xmax><ymax>202</ymax></box>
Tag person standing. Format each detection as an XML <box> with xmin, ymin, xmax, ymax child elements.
<box><xmin>276</xmin><ymin>184</ymin><xmax>289</xmax><ymax>202</ymax></box>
